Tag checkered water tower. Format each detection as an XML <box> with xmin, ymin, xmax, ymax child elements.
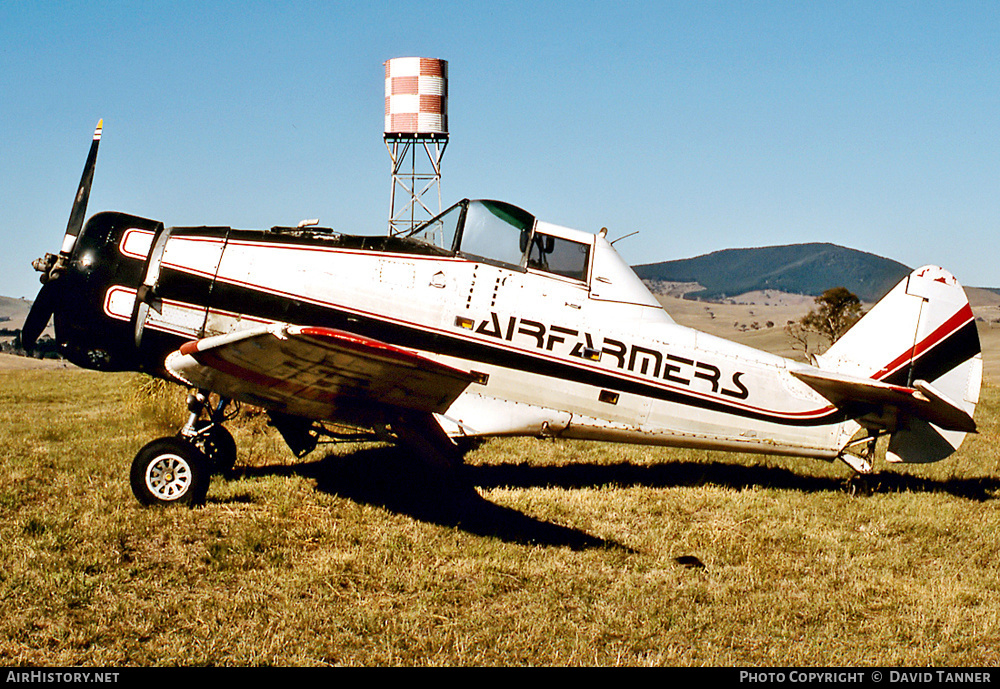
<box><xmin>384</xmin><ymin>57</ymin><xmax>448</xmax><ymax>236</ymax></box>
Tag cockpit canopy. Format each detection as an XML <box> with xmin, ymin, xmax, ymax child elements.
<box><xmin>409</xmin><ymin>199</ymin><xmax>592</xmax><ymax>282</ymax></box>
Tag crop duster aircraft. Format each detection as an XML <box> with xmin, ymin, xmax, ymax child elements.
<box><xmin>21</xmin><ymin>121</ymin><xmax>983</xmax><ymax>506</ymax></box>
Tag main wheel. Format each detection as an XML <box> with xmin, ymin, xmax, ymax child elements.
<box><xmin>130</xmin><ymin>437</ymin><xmax>210</xmax><ymax>507</ymax></box>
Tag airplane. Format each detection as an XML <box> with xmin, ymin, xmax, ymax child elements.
<box><xmin>21</xmin><ymin>121</ymin><xmax>983</xmax><ymax>507</ymax></box>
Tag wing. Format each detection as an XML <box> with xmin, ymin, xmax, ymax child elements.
<box><xmin>790</xmin><ymin>368</ymin><xmax>976</xmax><ymax>433</ymax></box>
<box><xmin>165</xmin><ymin>324</ymin><xmax>474</xmax><ymax>423</ymax></box>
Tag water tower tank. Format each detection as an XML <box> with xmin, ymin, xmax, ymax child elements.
<box><xmin>384</xmin><ymin>57</ymin><xmax>448</xmax><ymax>136</ymax></box>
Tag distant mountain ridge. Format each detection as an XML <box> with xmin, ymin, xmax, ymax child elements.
<box><xmin>633</xmin><ymin>242</ymin><xmax>912</xmax><ymax>303</ymax></box>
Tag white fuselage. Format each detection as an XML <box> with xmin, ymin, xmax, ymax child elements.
<box><xmin>105</xmin><ymin>217</ymin><xmax>856</xmax><ymax>460</ymax></box>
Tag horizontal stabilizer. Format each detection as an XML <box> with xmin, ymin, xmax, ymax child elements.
<box><xmin>166</xmin><ymin>324</ymin><xmax>474</xmax><ymax>423</ymax></box>
<box><xmin>791</xmin><ymin>368</ymin><xmax>976</xmax><ymax>433</ymax></box>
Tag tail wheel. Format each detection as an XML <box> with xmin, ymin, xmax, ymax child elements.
<box><xmin>130</xmin><ymin>437</ymin><xmax>210</xmax><ymax>507</ymax></box>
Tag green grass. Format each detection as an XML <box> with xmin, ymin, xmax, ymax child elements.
<box><xmin>2</xmin><ymin>368</ymin><xmax>999</xmax><ymax>666</ymax></box>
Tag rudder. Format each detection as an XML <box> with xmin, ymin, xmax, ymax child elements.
<box><xmin>818</xmin><ymin>266</ymin><xmax>982</xmax><ymax>464</ymax></box>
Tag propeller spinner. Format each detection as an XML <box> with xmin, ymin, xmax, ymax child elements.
<box><xmin>21</xmin><ymin>119</ymin><xmax>103</xmax><ymax>350</ymax></box>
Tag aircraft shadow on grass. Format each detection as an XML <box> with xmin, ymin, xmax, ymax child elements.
<box><xmin>229</xmin><ymin>444</ymin><xmax>1000</xmax><ymax>551</ymax></box>
<box><xmin>234</xmin><ymin>445</ymin><xmax>625</xmax><ymax>551</ymax></box>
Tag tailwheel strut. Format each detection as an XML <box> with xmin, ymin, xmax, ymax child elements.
<box><xmin>838</xmin><ymin>430</ymin><xmax>884</xmax><ymax>476</ymax></box>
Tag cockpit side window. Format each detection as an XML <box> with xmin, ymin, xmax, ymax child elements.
<box><xmin>408</xmin><ymin>201</ymin><xmax>464</xmax><ymax>251</ymax></box>
<box><xmin>527</xmin><ymin>233</ymin><xmax>591</xmax><ymax>281</ymax></box>
<box><xmin>456</xmin><ymin>200</ymin><xmax>535</xmax><ymax>268</ymax></box>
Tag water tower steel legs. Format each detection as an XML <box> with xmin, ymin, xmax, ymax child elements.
<box><xmin>386</xmin><ymin>136</ymin><xmax>447</xmax><ymax>237</ymax></box>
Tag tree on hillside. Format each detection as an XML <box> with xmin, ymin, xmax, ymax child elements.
<box><xmin>785</xmin><ymin>287</ymin><xmax>864</xmax><ymax>364</ymax></box>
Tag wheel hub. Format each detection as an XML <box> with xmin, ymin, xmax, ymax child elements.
<box><xmin>145</xmin><ymin>453</ymin><xmax>192</xmax><ymax>501</ymax></box>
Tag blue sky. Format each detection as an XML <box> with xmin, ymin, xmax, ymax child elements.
<box><xmin>2</xmin><ymin>1</ymin><xmax>998</xmax><ymax>300</ymax></box>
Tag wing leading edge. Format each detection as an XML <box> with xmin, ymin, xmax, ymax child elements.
<box><xmin>165</xmin><ymin>324</ymin><xmax>474</xmax><ymax>423</ymax></box>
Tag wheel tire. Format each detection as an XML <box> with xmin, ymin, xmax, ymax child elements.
<box><xmin>130</xmin><ymin>437</ymin><xmax>210</xmax><ymax>507</ymax></box>
<box><xmin>189</xmin><ymin>422</ymin><xmax>237</xmax><ymax>475</ymax></box>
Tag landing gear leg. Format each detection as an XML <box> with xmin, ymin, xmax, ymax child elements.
<box><xmin>180</xmin><ymin>391</ymin><xmax>237</xmax><ymax>475</ymax></box>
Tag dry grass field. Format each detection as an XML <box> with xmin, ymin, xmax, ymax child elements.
<box><xmin>2</xmin><ymin>354</ymin><xmax>1000</xmax><ymax>665</ymax></box>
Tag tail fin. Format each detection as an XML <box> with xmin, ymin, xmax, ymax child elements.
<box><xmin>818</xmin><ymin>266</ymin><xmax>982</xmax><ymax>464</ymax></box>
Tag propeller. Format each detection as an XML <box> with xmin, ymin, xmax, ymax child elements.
<box><xmin>21</xmin><ymin>119</ymin><xmax>102</xmax><ymax>350</ymax></box>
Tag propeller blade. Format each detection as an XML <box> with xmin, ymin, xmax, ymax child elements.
<box><xmin>59</xmin><ymin>119</ymin><xmax>102</xmax><ymax>256</ymax></box>
<box><xmin>23</xmin><ymin>119</ymin><xmax>103</xmax><ymax>350</ymax></box>
<box><xmin>20</xmin><ymin>281</ymin><xmax>59</xmax><ymax>350</ymax></box>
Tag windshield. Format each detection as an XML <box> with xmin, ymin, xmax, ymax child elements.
<box><xmin>407</xmin><ymin>199</ymin><xmax>537</xmax><ymax>268</ymax></box>
<box><xmin>457</xmin><ymin>200</ymin><xmax>535</xmax><ymax>267</ymax></box>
